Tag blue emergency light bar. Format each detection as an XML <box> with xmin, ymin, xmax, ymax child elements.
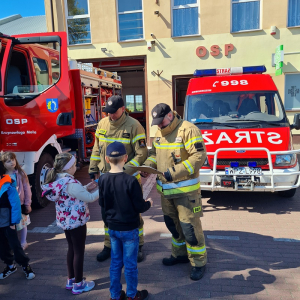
<box><xmin>230</xmin><ymin>162</ymin><xmax>239</xmax><ymax>168</ymax></box>
<box><xmin>248</xmin><ymin>161</ymin><xmax>257</xmax><ymax>167</ymax></box>
<box><xmin>194</xmin><ymin>66</ymin><xmax>266</xmax><ymax>77</ymax></box>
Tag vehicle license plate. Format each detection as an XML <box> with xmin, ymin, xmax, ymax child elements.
<box><xmin>225</xmin><ymin>167</ymin><xmax>262</xmax><ymax>176</ymax></box>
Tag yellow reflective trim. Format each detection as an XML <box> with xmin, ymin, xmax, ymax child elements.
<box><xmin>132</xmin><ymin>134</ymin><xmax>146</xmax><ymax>144</ymax></box>
<box><xmin>105</xmin><ymin>228</ymin><xmax>109</xmax><ymax>236</ymax></box>
<box><xmin>172</xmin><ymin>237</ymin><xmax>186</xmax><ymax>247</ymax></box>
<box><xmin>135</xmin><ymin>174</ymin><xmax>141</xmax><ymax>180</ymax></box>
<box><xmin>147</xmin><ymin>157</ymin><xmax>157</xmax><ymax>164</ymax></box>
<box><xmin>182</xmin><ymin>160</ymin><xmax>194</xmax><ymax>175</ymax></box>
<box><xmin>130</xmin><ymin>159</ymin><xmax>139</xmax><ymax>167</ymax></box>
<box><xmin>157</xmin><ymin>182</ymin><xmax>200</xmax><ymax>196</ymax></box>
<box><xmin>156</xmin><ymin>184</ymin><xmax>162</xmax><ymax>193</ymax></box>
<box><xmin>186</xmin><ymin>245</ymin><xmax>206</xmax><ymax>254</ymax></box>
<box><xmin>98</xmin><ymin>129</ymin><xmax>107</xmax><ymax>135</ymax></box>
<box><xmin>139</xmin><ymin>229</ymin><xmax>144</xmax><ymax>236</ymax></box>
<box><xmin>153</xmin><ymin>142</ymin><xmax>184</xmax><ymax>149</ymax></box>
<box><xmin>185</xmin><ymin>136</ymin><xmax>204</xmax><ymax>150</ymax></box>
<box><xmin>95</xmin><ymin>132</ymin><xmax>100</xmax><ymax>138</ymax></box>
<box><xmin>98</xmin><ymin>137</ymin><xmax>131</xmax><ymax>144</ymax></box>
<box><xmin>91</xmin><ymin>156</ymin><xmax>101</xmax><ymax>161</ymax></box>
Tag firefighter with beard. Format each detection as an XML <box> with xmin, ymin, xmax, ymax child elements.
<box><xmin>89</xmin><ymin>95</ymin><xmax>148</xmax><ymax>263</ymax></box>
<box><xmin>143</xmin><ymin>103</ymin><xmax>207</xmax><ymax>280</ymax></box>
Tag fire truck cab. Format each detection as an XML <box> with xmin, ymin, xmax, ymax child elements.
<box><xmin>0</xmin><ymin>32</ymin><xmax>122</xmax><ymax>207</ymax></box>
<box><xmin>184</xmin><ymin>66</ymin><xmax>300</xmax><ymax>197</ymax></box>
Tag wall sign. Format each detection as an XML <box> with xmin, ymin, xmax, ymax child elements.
<box><xmin>196</xmin><ymin>44</ymin><xmax>234</xmax><ymax>58</ymax></box>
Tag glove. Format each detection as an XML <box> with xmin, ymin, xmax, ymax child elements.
<box><xmin>89</xmin><ymin>173</ymin><xmax>97</xmax><ymax>180</ymax></box>
<box><xmin>163</xmin><ymin>169</ymin><xmax>173</xmax><ymax>182</ymax></box>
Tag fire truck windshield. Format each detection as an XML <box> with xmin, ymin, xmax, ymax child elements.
<box><xmin>2</xmin><ymin>39</ymin><xmax>60</xmax><ymax>106</ymax></box>
<box><xmin>185</xmin><ymin>91</ymin><xmax>288</xmax><ymax>128</ymax></box>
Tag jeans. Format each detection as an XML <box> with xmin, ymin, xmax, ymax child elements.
<box><xmin>109</xmin><ymin>228</ymin><xmax>139</xmax><ymax>299</ymax></box>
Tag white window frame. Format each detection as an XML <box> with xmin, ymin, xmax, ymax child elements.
<box><xmin>230</xmin><ymin>0</ymin><xmax>262</xmax><ymax>33</ymax></box>
<box><xmin>116</xmin><ymin>0</ymin><xmax>145</xmax><ymax>42</ymax></box>
<box><xmin>125</xmin><ymin>95</ymin><xmax>144</xmax><ymax>112</ymax></box>
<box><xmin>64</xmin><ymin>0</ymin><xmax>92</xmax><ymax>46</ymax></box>
<box><xmin>171</xmin><ymin>0</ymin><xmax>200</xmax><ymax>38</ymax></box>
<box><xmin>284</xmin><ymin>73</ymin><xmax>300</xmax><ymax>111</ymax></box>
<box><xmin>287</xmin><ymin>0</ymin><xmax>300</xmax><ymax>28</ymax></box>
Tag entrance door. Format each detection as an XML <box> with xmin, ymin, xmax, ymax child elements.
<box><xmin>173</xmin><ymin>76</ymin><xmax>193</xmax><ymax>117</ymax></box>
<box><xmin>98</xmin><ymin>59</ymin><xmax>147</xmax><ymax>130</ymax></box>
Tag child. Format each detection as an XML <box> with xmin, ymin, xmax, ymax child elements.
<box><xmin>1</xmin><ymin>152</ymin><xmax>32</xmax><ymax>250</ymax></box>
<box><xmin>42</xmin><ymin>153</ymin><xmax>98</xmax><ymax>295</ymax></box>
<box><xmin>0</xmin><ymin>161</ymin><xmax>35</xmax><ymax>280</ymax></box>
<box><xmin>98</xmin><ymin>142</ymin><xmax>153</xmax><ymax>300</ymax></box>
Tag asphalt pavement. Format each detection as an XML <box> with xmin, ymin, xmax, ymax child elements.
<box><xmin>0</xmin><ymin>165</ymin><xmax>300</xmax><ymax>300</ymax></box>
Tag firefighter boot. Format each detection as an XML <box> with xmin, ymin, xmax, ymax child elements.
<box><xmin>96</xmin><ymin>246</ymin><xmax>111</xmax><ymax>262</ymax></box>
<box><xmin>190</xmin><ymin>265</ymin><xmax>206</xmax><ymax>281</ymax></box>
<box><xmin>137</xmin><ymin>245</ymin><xmax>144</xmax><ymax>263</ymax></box>
<box><xmin>162</xmin><ymin>255</ymin><xmax>189</xmax><ymax>266</ymax></box>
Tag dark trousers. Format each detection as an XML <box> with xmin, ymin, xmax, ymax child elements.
<box><xmin>0</xmin><ymin>226</ymin><xmax>30</xmax><ymax>267</ymax></box>
<box><xmin>64</xmin><ymin>224</ymin><xmax>87</xmax><ymax>283</ymax></box>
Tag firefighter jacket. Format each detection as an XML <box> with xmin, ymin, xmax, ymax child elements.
<box><xmin>89</xmin><ymin>112</ymin><xmax>148</xmax><ymax>177</ymax></box>
<box><xmin>144</xmin><ymin>112</ymin><xmax>207</xmax><ymax>199</ymax></box>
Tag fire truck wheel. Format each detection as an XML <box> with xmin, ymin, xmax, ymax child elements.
<box><xmin>278</xmin><ymin>188</ymin><xmax>296</xmax><ymax>198</ymax></box>
<box><xmin>31</xmin><ymin>152</ymin><xmax>54</xmax><ymax>208</ymax></box>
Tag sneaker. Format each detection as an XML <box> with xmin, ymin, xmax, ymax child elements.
<box><xmin>127</xmin><ymin>290</ymin><xmax>149</xmax><ymax>300</ymax></box>
<box><xmin>21</xmin><ymin>243</ymin><xmax>28</xmax><ymax>250</ymax></box>
<box><xmin>137</xmin><ymin>246</ymin><xmax>144</xmax><ymax>263</ymax></box>
<box><xmin>190</xmin><ymin>265</ymin><xmax>206</xmax><ymax>281</ymax></box>
<box><xmin>72</xmin><ymin>279</ymin><xmax>95</xmax><ymax>295</ymax></box>
<box><xmin>66</xmin><ymin>277</ymin><xmax>75</xmax><ymax>290</ymax></box>
<box><xmin>110</xmin><ymin>290</ymin><xmax>126</xmax><ymax>300</ymax></box>
<box><xmin>162</xmin><ymin>255</ymin><xmax>189</xmax><ymax>266</ymax></box>
<box><xmin>0</xmin><ymin>265</ymin><xmax>17</xmax><ymax>279</ymax></box>
<box><xmin>22</xmin><ymin>265</ymin><xmax>35</xmax><ymax>280</ymax></box>
<box><xmin>96</xmin><ymin>246</ymin><xmax>111</xmax><ymax>262</ymax></box>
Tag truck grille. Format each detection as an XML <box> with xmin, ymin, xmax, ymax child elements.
<box><xmin>216</xmin><ymin>159</ymin><xmax>269</xmax><ymax>166</ymax></box>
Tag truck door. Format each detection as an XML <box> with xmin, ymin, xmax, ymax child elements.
<box><xmin>0</xmin><ymin>32</ymin><xmax>75</xmax><ymax>153</ymax></box>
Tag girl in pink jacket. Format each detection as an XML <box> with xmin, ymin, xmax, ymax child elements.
<box><xmin>1</xmin><ymin>152</ymin><xmax>32</xmax><ymax>250</ymax></box>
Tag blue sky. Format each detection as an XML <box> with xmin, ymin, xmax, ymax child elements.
<box><xmin>0</xmin><ymin>1</ymin><xmax>45</xmax><ymax>19</ymax></box>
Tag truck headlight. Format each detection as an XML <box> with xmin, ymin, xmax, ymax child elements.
<box><xmin>275</xmin><ymin>154</ymin><xmax>297</xmax><ymax>166</ymax></box>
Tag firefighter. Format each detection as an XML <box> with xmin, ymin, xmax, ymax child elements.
<box><xmin>143</xmin><ymin>103</ymin><xmax>207</xmax><ymax>281</ymax></box>
<box><xmin>89</xmin><ymin>95</ymin><xmax>148</xmax><ymax>263</ymax></box>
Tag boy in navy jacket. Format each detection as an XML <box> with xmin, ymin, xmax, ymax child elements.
<box><xmin>99</xmin><ymin>142</ymin><xmax>152</xmax><ymax>300</ymax></box>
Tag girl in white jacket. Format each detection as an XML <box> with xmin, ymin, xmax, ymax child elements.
<box><xmin>42</xmin><ymin>153</ymin><xmax>98</xmax><ymax>295</ymax></box>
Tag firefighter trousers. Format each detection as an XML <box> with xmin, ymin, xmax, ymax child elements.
<box><xmin>104</xmin><ymin>214</ymin><xmax>144</xmax><ymax>248</ymax></box>
<box><xmin>161</xmin><ymin>193</ymin><xmax>207</xmax><ymax>267</ymax></box>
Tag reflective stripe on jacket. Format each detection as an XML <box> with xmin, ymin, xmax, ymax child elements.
<box><xmin>144</xmin><ymin>111</ymin><xmax>207</xmax><ymax>198</ymax></box>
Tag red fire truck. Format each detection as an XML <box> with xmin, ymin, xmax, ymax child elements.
<box><xmin>0</xmin><ymin>32</ymin><xmax>122</xmax><ymax>207</ymax></box>
<box><xmin>184</xmin><ymin>66</ymin><xmax>300</xmax><ymax>197</ymax></box>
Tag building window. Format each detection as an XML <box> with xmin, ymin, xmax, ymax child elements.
<box><xmin>125</xmin><ymin>95</ymin><xmax>144</xmax><ymax>112</ymax></box>
<box><xmin>288</xmin><ymin>0</ymin><xmax>300</xmax><ymax>27</ymax></box>
<box><xmin>172</xmin><ymin>0</ymin><xmax>199</xmax><ymax>37</ymax></box>
<box><xmin>117</xmin><ymin>0</ymin><xmax>144</xmax><ymax>41</ymax></box>
<box><xmin>285</xmin><ymin>74</ymin><xmax>300</xmax><ymax>110</ymax></box>
<box><xmin>231</xmin><ymin>0</ymin><xmax>260</xmax><ymax>32</ymax></box>
<box><xmin>65</xmin><ymin>0</ymin><xmax>91</xmax><ymax>45</ymax></box>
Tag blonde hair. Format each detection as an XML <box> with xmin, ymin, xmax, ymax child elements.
<box><xmin>44</xmin><ymin>153</ymin><xmax>74</xmax><ymax>184</ymax></box>
<box><xmin>0</xmin><ymin>151</ymin><xmax>28</xmax><ymax>181</ymax></box>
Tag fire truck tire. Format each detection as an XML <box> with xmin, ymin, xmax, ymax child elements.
<box><xmin>30</xmin><ymin>152</ymin><xmax>54</xmax><ymax>208</ymax></box>
<box><xmin>278</xmin><ymin>188</ymin><xmax>297</xmax><ymax>198</ymax></box>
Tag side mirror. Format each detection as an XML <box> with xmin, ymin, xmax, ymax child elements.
<box><xmin>291</xmin><ymin>113</ymin><xmax>300</xmax><ymax>130</ymax></box>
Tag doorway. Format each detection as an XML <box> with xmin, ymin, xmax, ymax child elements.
<box><xmin>173</xmin><ymin>76</ymin><xmax>193</xmax><ymax>118</ymax></box>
